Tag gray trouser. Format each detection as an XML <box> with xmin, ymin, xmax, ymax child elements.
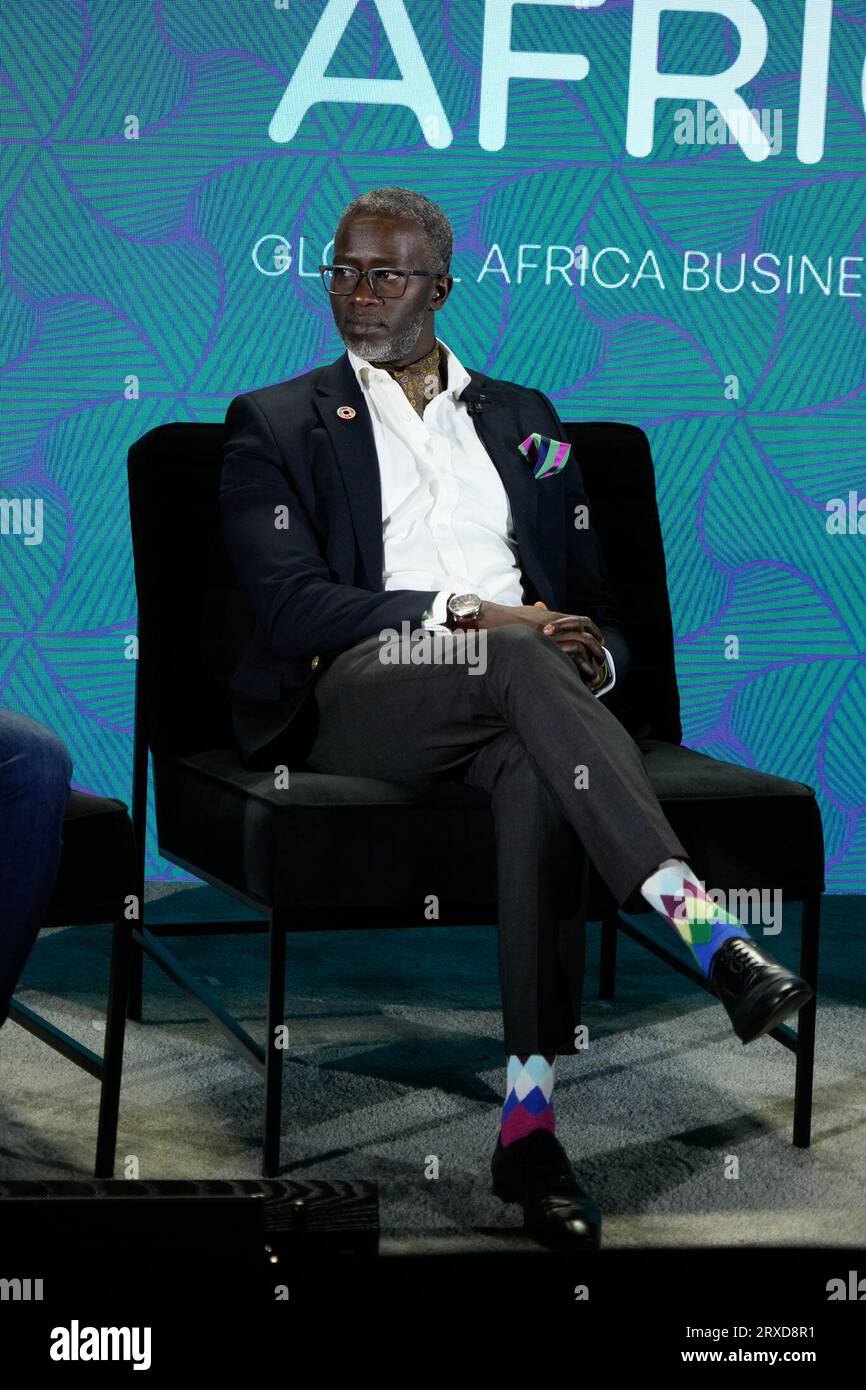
<box><xmin>303</xmin><ymin>625</ymin><xmax>688</xmax><ymax>1055</ymax></box>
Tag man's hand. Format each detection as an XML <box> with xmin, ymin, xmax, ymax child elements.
<box><xmin>477</xmin><ymin>599</ymin><xmax>608</xmax><ymax>689</ymax></box>
<box><xmin>541</xmin><ymin>615</ymin><xmax>610</xmax><ymax>689</ymax></box>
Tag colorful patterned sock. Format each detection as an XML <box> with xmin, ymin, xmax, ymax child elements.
<box><xmin>640</xmin><ymin>857</ymin><xmax>751</xmax><ymax>976</ymax></box>
<box><xmin>500</xmin><ymin>1052</ymin><xmax>557</xmax><ymax>1147</ymax></box>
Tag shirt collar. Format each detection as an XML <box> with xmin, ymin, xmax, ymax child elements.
<box><xmin>346</xmin><ymin>336</ymin><xmax>472</xmax><ymax>403</ymax></box>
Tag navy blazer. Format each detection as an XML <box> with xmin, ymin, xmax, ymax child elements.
<box><xmin>219</xmin><ymin>350</ymin><xmax>632</xmax><ymax>767</ymax></box>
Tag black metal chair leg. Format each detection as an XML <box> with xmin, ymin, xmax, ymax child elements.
<box><xmin>792</xmin><ymin>892</ymin><xmax>820</xmax><ymax>1149</ymax></box>
<box><xmin>128</xmin><ymin>657</ymin><xmax>148</xmax><ymax>1025</ymax></box>
<box><xmin>126</xmin><ymin>939</ymin><xmax>143</xmax><ymax>1022</ymax></box>
<box><xmin>94</xmin><ymin>914</ymin><xmax>134</xmax><ymax>1177</ymax></box>
<box><xmin>263</xmin><ymin>910</ymin><xmax>286</xmax><ymax>1178</ymax></box>
<box><xmin>599</xmin><ymin>910</ymin><xmax>618</xmax><ymax>999</ymax></box>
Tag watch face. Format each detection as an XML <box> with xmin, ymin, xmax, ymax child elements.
<box><xmin>449</xmin><ymin>593</ymin><xmax>480</xmax><ymax>619</ymax></box>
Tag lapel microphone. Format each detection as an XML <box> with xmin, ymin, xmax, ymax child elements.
<box><xmin>465</xmin><ymin>390</ymin><xmax>488</xmax><ymax>416</ymax></box>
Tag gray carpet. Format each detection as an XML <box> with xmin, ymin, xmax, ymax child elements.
<box><xmin>2</xmin><ymin>886</ymin><xmax>864</xmax><ymax>1249</ymax></box>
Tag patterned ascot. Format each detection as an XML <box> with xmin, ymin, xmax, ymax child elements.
<box><xmin>379</xmin><ymin>340</ymin><xmax>446</xmax><ymax>417</ymax></box>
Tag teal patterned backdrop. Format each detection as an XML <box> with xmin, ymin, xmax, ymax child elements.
<box><xmin>1</xmin><ymin>1</ymin><xmax>864</xmax><ymax>889</ymax></box>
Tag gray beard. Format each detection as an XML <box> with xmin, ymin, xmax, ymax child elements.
<box><xmin>340</xmin><ymin>309</ymin><xmax>430</xmax><ymax>364</ymax></box>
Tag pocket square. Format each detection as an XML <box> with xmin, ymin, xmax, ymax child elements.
<box><xmin>518</xmin><ymin>432</ymin><xmax>572</xmax><ymax>479</ymax></box>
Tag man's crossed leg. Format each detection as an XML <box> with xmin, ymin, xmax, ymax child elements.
<box><xmin>299</xmin><ymin>623</ymin><xmax>813</xmax><ymax>1244</ymax></box>
<box><xmin>306</xmin><ymin>624</ymin><xmax>688</xmax><ymax>1043</ymax></box>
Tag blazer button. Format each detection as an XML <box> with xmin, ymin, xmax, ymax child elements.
<box><xmin>310</xmin><ymin>654</ymin><xmax>320</xmax><ymax>670</ymax></box>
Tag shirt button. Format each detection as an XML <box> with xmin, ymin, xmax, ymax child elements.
<box><xmin>310</xmin><ymin>655</ymin><xmax>320</xmax><ymax>669</ymax></box>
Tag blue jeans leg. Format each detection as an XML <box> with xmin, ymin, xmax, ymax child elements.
<box><xmin>0</xmin><ymin>708</ymin><xmax>73</xmax><ymax>1025</ymax></box>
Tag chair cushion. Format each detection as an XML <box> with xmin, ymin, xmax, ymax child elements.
<box><xmin>45</xmin><ymin>790</ymin><xmax>138</xmax><ymax>927</ymax></box>
<box><xmin>154</xmin><ymin>741</ymin><xmax>824</xmax><ymax>918</ymax></box>
<box><xmin>598</xmin><ymin>739</ymin><xmax>825</xmax><ymax>916</ymax></box>
<box><xmin>153</xmin><ymin>748</ymin><xmax>501</xmax><ymax>916</ymax></box>
<box><xmin>636</xmin><ymin>738</ymin><xmax>818</xmax><ymax>802</ymax></box>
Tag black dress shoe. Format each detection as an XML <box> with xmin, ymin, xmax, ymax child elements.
<box><xmin>710</xmin><ymin>935</ymin><xmax>814</xmax><ymax>1044</ymax></box>
<box><xmin>490</xmin><ymin>1128</ymin><xmax>602</xmax><ymax>1249</ymax></box>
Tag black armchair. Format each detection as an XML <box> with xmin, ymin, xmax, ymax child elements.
<box><xmin>125</xmin><ymin>419</ymin><xmax>822</xmax><ymax>1177</ymax></box>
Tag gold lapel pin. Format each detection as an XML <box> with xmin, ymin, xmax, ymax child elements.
<box><xmin>336</xmin><ymin>405</ymin><xmax>356</xmax><ymax>419</ymax></box>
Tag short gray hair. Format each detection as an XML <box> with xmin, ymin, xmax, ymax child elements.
<box><xmin>338</xmin><ymin>187</ymin><xmax>452</xmax><ymax>273</ymax></box>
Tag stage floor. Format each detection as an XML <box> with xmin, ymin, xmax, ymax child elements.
<box><xmin>2</xmin><ymin>885</ymin><xmax>863</xmax><ymax>1250</ymax></box>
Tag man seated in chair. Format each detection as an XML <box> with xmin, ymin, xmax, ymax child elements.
<box><xmin>219</xmin><ymin>185</ymin><xmax>813</xmax><ymax>1249</ymax></box>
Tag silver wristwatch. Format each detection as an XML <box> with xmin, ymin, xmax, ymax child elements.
<box><xmin>447</xmin><ymin>592</ymin><xmax>483</xmax><ymax>630</ymax></box>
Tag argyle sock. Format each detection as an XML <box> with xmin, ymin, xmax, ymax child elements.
<box><xmin>640</xmin><ymin>857</ymin><xmax>751</xmax><ymax>976</ymax></box>
<box><xmin>500</xmin><ymin>1052</ymin><xmax>557</xmax><ymax>1147</ymax></box>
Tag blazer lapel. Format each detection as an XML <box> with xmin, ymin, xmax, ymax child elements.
<box><xmin>314</xmin><ymin>354</ymin><xmax>385</xmax><ymax>589</ymax></box>
<box><xmin>460</xmin><ymin>371</ymin><xmax>558</xmax><ymax>608</ymax></box>
<box><xmin>313</xmin><ymin>352</ymin><xmax>558</xmax><ymax>606</ymax></box>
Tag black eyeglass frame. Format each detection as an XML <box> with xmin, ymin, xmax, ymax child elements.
<box><xmin>318</xmin><ymin>264</ymin><xmax>445</xmax><ymax>298</ymax></box>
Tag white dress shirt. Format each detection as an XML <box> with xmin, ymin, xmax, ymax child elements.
<box><xmin>345</xmin><ymin>336</ymin><xmax>615</xmax><ymax>697</ymax></box>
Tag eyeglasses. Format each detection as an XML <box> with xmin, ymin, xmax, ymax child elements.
<box><xmin>319</xmin><ymin>264</ymin><xmax>444</xmax><ymax>298</ymax></box>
